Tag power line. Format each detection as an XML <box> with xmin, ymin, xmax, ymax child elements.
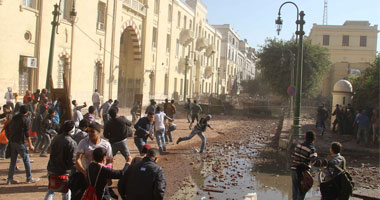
<box><xmin>74</xmin><ymin>24</ymin><xmax>120</xmax><ymax>60</ymax></box>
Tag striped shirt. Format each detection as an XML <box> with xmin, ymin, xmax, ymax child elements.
<box><xmin>290</xmin><ymin>141</ymin><xmax>325</xmax><ymax>171</ymax></box>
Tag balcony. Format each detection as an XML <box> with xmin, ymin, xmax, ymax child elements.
<box><xmin>180</xmin><ymin>29</ymin><xmax>194</xmax><ymax>47</ymax></box>
<box><xmin>196</xmin><ymin>37</ymin><xmax>208</xmax><ymax>51</ymax></box>
<box><xmin>205</xmin><ymin>44</ymin><xmax>216</xmax><ymax>57</ymax></box>
<box><xmin>122</xmin><ymin>0</ymin><xmax>146</xmax><ymax>16</ymax></box>
<box><xmin>204</xmin><ymin>66</ymin><xmax>213</xmax><ymax>78</ymax></box>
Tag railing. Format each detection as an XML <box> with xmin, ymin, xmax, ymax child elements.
<box><xmin>122</xmin><ymin>0</ymin><xmax>146</xmax><ymax>16</ymax></box>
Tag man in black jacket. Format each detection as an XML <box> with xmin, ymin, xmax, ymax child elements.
<box><xmin>7</xmin><ymin>104</ymin><xmax>40</xmax><ymax>184</ymax></box>
<box><xmin>45</xmin><ymin>120</ymin><xmax>77</xmax><ymax>199</ymax></box>
<box><xmin>118</xmin><ymin>148</ymin><xmax>166</xmax><ymax>200</ymax></box>
<box><xmin>134</xmin><ymin>112</ymin><xmax>154</xmax><ymax>155</ymax></box>
<box><xmin>104</xmin><ymin>108</ymin><xmax>132</xmax><ymax>162</ymax></box>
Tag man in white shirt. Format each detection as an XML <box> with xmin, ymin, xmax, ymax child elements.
<box><xmin>154</xmin><ymin>106</ymin><xmax>172</xmax><ymax>152</ymax></box>
<box><xmin>76</xmin><ymin>122</ymin><xmax>113</xmax><ymax>175</ymax></box>
<box><xmin>72</xmin><ymin>100</ymin><xmax>87</xmax><ymax>128</ymax></box>
<box><xmin>4</xmin><ymin>87</ymin><xmax>14</xmax><ymax>111</ymax></box>
<box><xmin>92</xmin><ymin>89</ymin><xmax>101</xmax><ymax>117</ymax></box>
<box><xmin>99</xmin><ymin>99</ymin><xmax>113</xmax><ymax>125</ymax></box>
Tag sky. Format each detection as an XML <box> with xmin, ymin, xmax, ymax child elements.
<box><xmin>202</xmin><ymin>0</ymin><xmax>380</xmax><ymax>51</ymax></box>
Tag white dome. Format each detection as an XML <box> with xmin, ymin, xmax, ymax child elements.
<box><xmin>333</xmin><ymin>80</ymin><xmax>353</xmax><ymax>93</ymax></box>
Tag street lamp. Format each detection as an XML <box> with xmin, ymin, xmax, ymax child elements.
<box><xmin>45</xmin><ymin>1</ymin><xmax>62</xmax><ymax>91</ymax></box>
<box><xmin>184</xmin><ymin>52</ymin><xmax>196</xmax><ymax>102</ymax></box>
<box><xmin>68</xmin><ymin>0</ymin><xmax>77</xmax><ymax>96</ymax></box>
<box><xmin>276</xmin><ymin>1</ymin><xmax>305</xmax><ymax>138</ymax></box>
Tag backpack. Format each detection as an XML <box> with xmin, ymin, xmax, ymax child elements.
<box><xmin>82</xmin><ymin>166</ymin><xmax>102</xmax><ymax>200</ymax></box>
<box><xmin>333</xmin><ymin>157</ymin><xmax>354</xmax><ymax>200</ymax></box>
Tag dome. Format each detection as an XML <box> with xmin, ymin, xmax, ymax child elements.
<box><xmin>333</xmin><ymin>80</ymin><xmax>353</xmax><ymax>93</ymax></box>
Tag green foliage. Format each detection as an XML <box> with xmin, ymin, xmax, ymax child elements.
<box><xmin>351</xmin><ymin>56</ymin><xmax>380</xmax><ymax>109</ymax></box>
<box><xmin>256</xmin><ymin>38</ymin><xmax>331</xmax><ymax>98</ymax></box>
<box><xmin>240</xmin><ymin>76</ymin><xmax>270</xmax><ymax>97</ymax></box>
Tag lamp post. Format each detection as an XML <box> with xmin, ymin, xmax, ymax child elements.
<box><xmin>276</xmin><ymin>1</ymin><xmax>305</xmax><ymax>138</ymax></box>
<box><xmin>45</xmin><ymin>1</ymin><xmax>62</xmax><ymax>91</ymax></box>
<box><xmin>68</xmin><ymin>0</ymin><xmax>77</xmax><ymax>97</ymax></box>
<box><xmin>184</xmin><ymin>53</ymin><xmax>196</xmax><ymax>102</ymax></box>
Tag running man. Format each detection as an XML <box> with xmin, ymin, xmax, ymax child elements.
<box><xmin>177</xmin><ymin>115</ymin><xmax>213</xmax><ymax>153</ymax></box>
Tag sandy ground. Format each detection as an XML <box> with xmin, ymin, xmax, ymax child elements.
<box><xmin>0</xmin><ymin>109</ymin><xmax>379</xmax><ymax>200</ymax></box>
<box><xmin>0</xmin><ymin>112</ymin><xmax>260</xmax><ymax>200</ymax></box>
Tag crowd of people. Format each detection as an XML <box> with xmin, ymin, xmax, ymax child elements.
<box><xmin>2</xmin><ymin>87</ymin><xmax>375</xmax><ymax>200</ymax></box>
<box><xmin>316</xmin><ymin>103</ymin><xmax>379</xmax><ymax>145</ymax></box>
<box><xmin>0</xmin><ymin>88</ymin><xmax>213</xmax><ymax>200</ymax></box>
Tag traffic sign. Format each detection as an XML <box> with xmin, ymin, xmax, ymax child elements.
<box><xmin>287</xmin><ymin>86</ymin><xmax>296</xmax><ymax>96</ymax></box>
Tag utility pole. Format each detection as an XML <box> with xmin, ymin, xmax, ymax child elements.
<box><xmin>45</xmin><ymin>3</ymin><xmax>61</xmax><ymax>91</ymax></box>
<box><xmin>184</xmin><ymin>56</ymin><xmax>189</xmax><ymax>102</ymax></box>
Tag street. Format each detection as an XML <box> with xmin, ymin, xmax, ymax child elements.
<box><xmin>0</xmin><ymin>109</ymin><xmax>379</xmax><ymax>199</ymax></box>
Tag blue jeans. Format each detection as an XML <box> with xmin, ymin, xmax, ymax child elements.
<box><xmin>111</xmin><ymin>140</ymin><xmax>130</xmax><ymax>159</ymax></box>
<box><xmin>155</xmin><ymin>129</ymin><xmax>166</xmax><ymax>151</ymax></box>
<box><xmin>34</xmin><ymin>129</ymin><xmax>44</xmax><ymax>152</ymax></box>
<box><xmin>165</xmin><ymin>130</ymin><xmax>173</xmax><ymax>143</ymax></box>
<box><xmin>291</xmin><ymin>170</ymin><xmax>306</xmax><ymax>200</ymax></box>
<box><xmin>8</xmin><ymin>143</ymin><xmax>32</xmax><ymax>181</ymax></box>
<box><xmin>41</xmin><ymin>133</ymin><xmax>51</xmax><ymax>154</ymax></box>
<box><xmin>0</xmin><ymin>143</ymin><xmax>6</xmax><ymax>158</ymax></box>
<box><xmin>134</xmin><ymin>137</ymin><xmax>147</xmax><ymax>154</ymax></box>
<box><xmin>357</xmin><ymin>127</ymin><xmax>369</xmax><ymax>144</ymax></box>
<box><xmin>182</xmin><ymin>129</ymin><xmax>206</xmax><ymax>152</ymax></box>
<box><xmin>44</xmin><ymin>189</ymin><xmax>71</xmax><ymax>200</ymax></box>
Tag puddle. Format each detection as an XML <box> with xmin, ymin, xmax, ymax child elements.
<box><xmin>173</xmin><ymin>139</ymin><xmax>322</xmax><ymax>199</ymax></box>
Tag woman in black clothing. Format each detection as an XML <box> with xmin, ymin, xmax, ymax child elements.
<box><xmin>88</xmin><ymin>147</ymin><xmax>126</xmax><ymax>200</ymax></box>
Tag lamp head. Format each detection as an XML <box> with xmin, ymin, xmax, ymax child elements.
<box><xmin>275</xmin><ymin>16</ymin><xmax>283</xmax><ymax>35</ymax></box>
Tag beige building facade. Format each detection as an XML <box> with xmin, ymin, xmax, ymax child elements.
<box><xmin>0</xmin><ymin>0</ymin><xmax>222</xmax><ymax>106</ymax></box>
<box><xmin>308</xmin><ymin>21</ymin><xmax>379</xmax><ymax>97</ymax></box>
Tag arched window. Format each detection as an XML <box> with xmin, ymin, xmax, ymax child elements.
<box><xmin>94</xmin><ymin>61</ymin><xmax>103</xmax><ymax>94</ymax></box>
<box><xmin>57</xmin><ymin>57</ymin><xmax>67</xmax><ymax>88</ymax></box>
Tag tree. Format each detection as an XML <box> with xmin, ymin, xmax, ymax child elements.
<box><xmin>240</xmin><ymin>76</ymin><xmax>270</xmax><ymax>97</ymax></box>
<box><xmin>256</xmin><ymin>39</ymin><xmax>331</xmax><ymax>98</ymax></box>
<box><xmin>351</xmin><ymin>56</ymin><xmax>380</xmax><ymax>109</ymax></box>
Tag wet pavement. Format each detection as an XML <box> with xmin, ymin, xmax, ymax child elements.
<box><xmin>171</xmin><ymin>122</ymin><xmax>323</xmax><ymax>200</ymax></box>
<box><xmin>171</xmin><ymin>118</ymin><xmax>380</xmax><ymax>200</ymax></box>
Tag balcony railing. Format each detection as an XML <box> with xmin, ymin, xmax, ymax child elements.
<box><xmin>122</xmin><ymin>0</ymin><xmax>146</xmax><ymax>16</ymax></box>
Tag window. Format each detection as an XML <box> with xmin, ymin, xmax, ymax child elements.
<box><xmin>180</xmin><ymin>79</ymin><xmax>183</xmax><ymax>95</ymax></box>
<box><xmin>152</xmin><ymin>27</ymin><xmax>157</xmax><ymax>48</ymax></box>
<box><xmin>177</xmin><ymin>12</ymin><xmax>181</xmax><ymax>28</ymax></box>
<box><xmin>164</xmin><ymin>74</ymin><xmax>168</xmax><ymax>95</ymax></box>
<box><xmin>168</xmin><ymin>4</ymin><xmax>172</xmax><ymax>22</ymax></box>
<box><xmin>360</xmin><ymin>36</ymin><xmax>367</xmax><ymax>47</ymax></box>
<box><xmin>182</xmin><ymin>45</ymin><xmax>185</xmax><ymax>57</ymax></box>
<box><xmin>97</xmin><ymin>2</ymin><xmax>106</xmax><ymax>31</ymax></box>
<box><xmin>342</xmin><ymin>35</ymin><xmax>349</xmax><ymax>46</ymax></box>
<box><xmin>323</xmin><ymin>35</ymin><xmax>329</xmax><ymax>46</ymax></box>
<box><xmin>189</xmin><ymin>20</ymin><xmax>192</xmax><ymax>30</ymax></box>
<box><xmin>176</xmin><ymin>39</ymin><xmax>179</xmax><ymax>56</ymax></box>
<box><xmin>154</xmin><ymin>0</ymin><xmax>159</xmax><ymax>15</ymax></box>
<box><xmin>22</xmin><ymin>0</ymin><xmax>37</xmax><ymax>9</ymax></box>
<box><xmin>166</xmin><ymin>34</ymin><xmax>171</xmax><ymax>53</ymax></box>
<box><xmin>183</xmin><ymin>16</ymin><xmax>187</xmax><ymax>29</ymax></box>
<box><xmin>57</xmin><ymin>57</ymin><xmax>67</xmax><ymax>88</ymax></box>
<box><xmin>94</xmin><ymin>62</ymin><xmax>103</xmax><ymax>95</ymax></box>
<box><xmin>174</xmin><ymin>78</ymin><xmax>177</xmax><ymax>92</ymax></box>
<box><xmin>61</xmin><ymin>0</ymin><xmax>73</xmax><ymax>21</ymax></box>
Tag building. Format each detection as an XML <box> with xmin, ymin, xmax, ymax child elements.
<box><xmin>213</xmin><ymin>24</ymin><xmax>240</xmax><ymax>95</ymax></box>
<box><xmin>236</xmin><ymin>39</ymin><xmax>256</xmax><ymax>94</ymax></box>
<box><xmin>308</xmin><ymin>20</ymin><xmax>379</xmax><ymax>97</ymax></box>
<box><xmin>0</xmin><ymin>0</ymin><xmax>222</xmax><ymax>106</ymax></box>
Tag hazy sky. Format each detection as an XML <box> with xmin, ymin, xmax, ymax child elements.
<box><xmin>202</xmin><ymin>0</ymin><xmax>380</xmax><ymax>51</ymax></box>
